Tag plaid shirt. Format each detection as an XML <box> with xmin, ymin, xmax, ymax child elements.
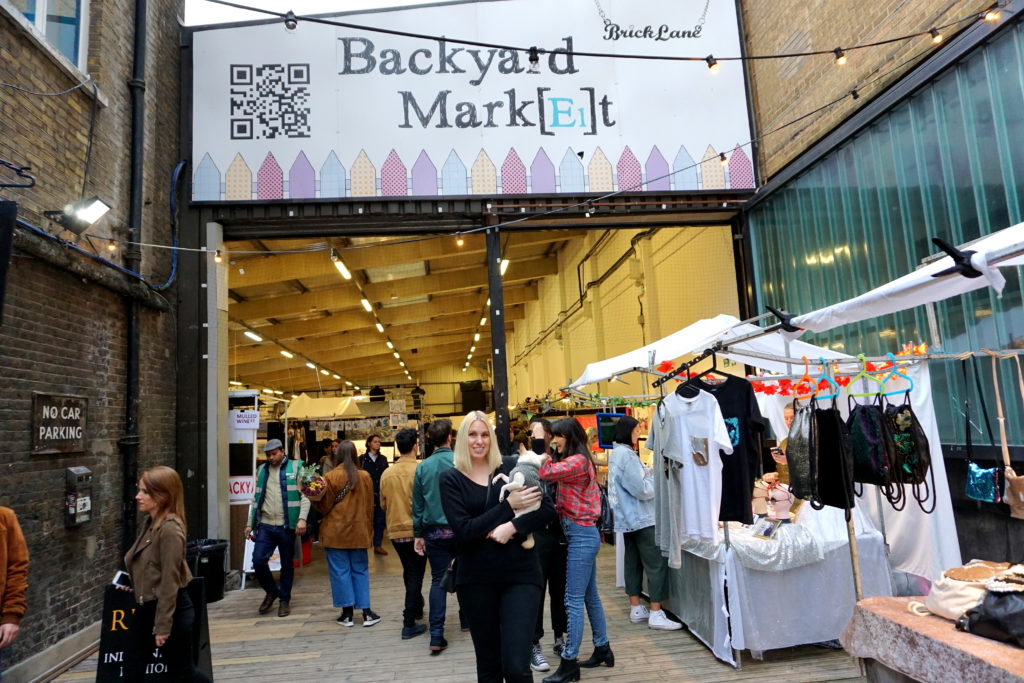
<box><xmin>539</xmin><ymin>454</ymin><xmax>600</xmax><ymax>526</ymax></box>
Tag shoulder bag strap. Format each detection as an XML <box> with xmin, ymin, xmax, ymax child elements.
<box><xmin>962</xmin><ymin>359</ymin><xmax>974</xmax><ymax>463</ymax></box>
<box><xmin>990</xmin><ymin>353</ymin><xmax>1012</xmax><ymax>469</ymax></box>
<box><xmin>971</xmin><ymin>356</ymin><xmax>997</xmax><ymax>452</ymax></box>
<box><xmin>331</xmin><ymin>479</ymin><xmax>353</xmax><ymax>506</ymax></box>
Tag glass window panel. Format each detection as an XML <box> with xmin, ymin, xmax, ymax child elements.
<box><xmin>11</xmin><ymin>0</ymin><xmax>36</xmax><ymax>21</ymax></box>
<box><xmin>45</xmin><ymin>0</ymin><xmax>81</xmax><ymax>64</ymax></box>
<box><xmin>747</xmin><ymin>21</ymin><xmax>1024</xmax><ymax>444</ymax></box>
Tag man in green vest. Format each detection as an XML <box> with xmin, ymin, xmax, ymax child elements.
<box><xmin>244</xmin><ymin>439</ymin><xmax>310</xmax><ymax>617</ymax></box>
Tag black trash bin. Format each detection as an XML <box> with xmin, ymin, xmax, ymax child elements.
<box><xmin>186</xmin><ymin>539</ymin><xmax>228</xmax><ymax>603</ymax></box>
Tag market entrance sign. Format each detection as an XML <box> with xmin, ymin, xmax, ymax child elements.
<box><xmin>190</xmin><ymin>0</ymin><xmax>754</xmax><ymax>202</ymax></box>
<box><xmin>33</xmin><ymin>393</ymin><xmax>87</xmax><ymax>454</ymax></box>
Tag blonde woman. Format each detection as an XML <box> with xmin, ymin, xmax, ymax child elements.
<box><xmin>123</xmin><ymin>466</ymin><xmax>210</xmax><ymax>681</ymax></box>
<box><xmin>439</xmin><ymin>412</ymin><xmax>555</xmax><ymax>683</ymax></box>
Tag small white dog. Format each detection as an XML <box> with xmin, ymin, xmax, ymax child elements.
<box><xmin>492</xmin><ymin>451</ymin><xmax>549</xmax><ymax>549</ymax></box>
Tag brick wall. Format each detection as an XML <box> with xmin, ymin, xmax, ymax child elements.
<box><xmin>0</xmin><ymin>0</ymin><xmax>183</xmax><ymax>669</ymax></box>
<box><xmin>741</xmin><ymin>0</ymin><xmax>993</xmax><ymax>179</ymax></box>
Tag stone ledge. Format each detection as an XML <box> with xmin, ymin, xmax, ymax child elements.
<box><xmin>3</xmin><ymin>620</ymin><xmax>100</xmax><ymax>683</ymax></box>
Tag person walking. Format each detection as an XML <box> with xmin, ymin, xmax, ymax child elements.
<box><xmin>380</xmin><ymin>428</ymin><xmax>427</xmax><ymax>639</ymax></box>
<box><xmin>0</xmin><ymin>506</ymin><xmax>28</xmax><ymax>681</ymax></box>
<box><xmin>440</xmin><ymin>411</ymin><xmax>556</xmax><ymax>683</ymax></box>
<box><xmin>527</xmin><ymin>418</ymin><xmax>567</xmax><ymax>671</ymax></box>
<box><xmin>539</xmin><ymin>418</ymin><xmax>613</xmax><ymax>683</ymax></box>
<box><xmin>360</xmin><ymin>434</ymin><xmax>390</xmax><ymax>555</ymax></box>
<box><xmin>412</xmin><ymin>419</ymin><xmax>466</xmax><ymax>654</ymax></box>
<box><xmin>123</xmin><ymin>466</ymin><xmax>210</xmax><ymax>681</ymax></box>
<box><xmin>243</xmin><ymin>439</ymin><xmax>310</xmax><ymax>618</ymax></box>
<box><xmin>318</xmin><ymin>441</ymin><xmax>380</xmax><ymax>627</ymax></box>
<box><xmin>607</xmin><ymin>416</ymin><xmax>680</xmax><ymax>631</ymax></box>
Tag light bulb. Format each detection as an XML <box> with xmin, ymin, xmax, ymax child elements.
<box><xmin>456</xmin><ymin>234</ymin><xmax>464</xmax><ymax>247</ymax></box>
<box><xmin>214</xmin><ymin>249</ymin><xmax>223</xmax><ymax>263</ymax></box>
<box><xmin>330</xmin><ymin>248</ymin><xmax>352</xmax><ymax>279</ymax></box>
<box><xmin>106</xmin><ymin>239</ymin><xmax>117</xmax><ymax>252</ymax></box>
<box><xmin>361</xmin><ymin>298</ymin><xmax>372</xmax><ymax>312</ymax></box>
<box><xmin>306</xmin><ymin>362</ymin><xmax>316</xmax><ymax>370</ymax></box>
<box><xmin>833</xmin><ymin>47</ymin><xmax>847</xmax><ymax>65</ymax></box>
<box><xmin>244</xmin><ymin>331</ymin><xmax>262</xmax><ymax>342</ymax></box>
<box><xmin>984</xmin><ymin>10</ymin><xmax>1000</xmax><ymax>21</ymax></box>
<box><xmin>500</xmin><ymin>259</ymin><xmax>510</xmax><ymax>276</ymax></box>
<box><xmin>321</xmin><ymin>369</ymin><xmax>329</xmax><ymax>376</ymax></box>
<box><xmin>850</xmin><ymin>89</ymin><xmax>860</xmax><ymax>100</ymax></box>
<box><xmin>375</xmin><ymin>322</ymin><xmax>384</xmax><ymax>333</ymax></box>
<box><xmin>280</xmin><ymin>350</ymin><xmax>294</xmax><ymax>358</ymax></box>
<box><xmin>719</xmin><ymin>152</ymin><xmax>728</xmax><ymax>167</ymax></box>
<box><xmin>930</xmin><ymin>28</ymin><xmax>943</xmax><ymax>44</ymax></box>
<box><xmin>386</xmin><ymin>341</ymin><xmax>394</xmax><ymax>349</ymax></box>
<box><xmin>474</xmin><ymin>333</ymin><xmax>480</xmax><ymax>341</ymax></box>
<box><xmin>706</xmin><ymin>55</ymin><xmax>719</xmax><ymax>74</ymax></box>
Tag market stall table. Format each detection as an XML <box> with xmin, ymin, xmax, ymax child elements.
<box><xmin>841</xmin><ymin>596</ymin><xmax>1024</xmax><ymax>683</ymax></box>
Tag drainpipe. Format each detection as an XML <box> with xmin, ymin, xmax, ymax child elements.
<box><xmin>120</xmin><ymin>0</ymin><xmax>147</xmax><ymax>553</ymax></box>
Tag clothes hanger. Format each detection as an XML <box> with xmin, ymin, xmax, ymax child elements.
<box><xmin>675</xmin><ymin>351</ymin><xmax>718</xmax><ymax>398</ymax></box>
<box><xmin>848</xmin><ymin>353</ymin><xmax>887</xmax><ymax>398</ymax></box>
<box><xmin>881</xmin><ymin>351</ymin><xmax>915</xmax><ymax>396</ymax></box>
<box><xmin>794</xmin><ymin>356</ymin><xmax>816</xmax><ymax>400</ymax></box>
<box><xmin>815</xmin><ymin>357</ymin><xmax>841</xmax><ymax>401</ymax></box>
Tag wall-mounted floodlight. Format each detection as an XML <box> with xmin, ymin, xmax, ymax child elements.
<box><xmin>43</xmin><ymin>196</ymin><xmax>111</xmax><ymax>235</ymax></box>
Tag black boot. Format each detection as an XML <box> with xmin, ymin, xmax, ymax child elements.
<box><xmin>580</xmin><ymin>643</ymin><xmax>614</xmax><ymax>668</ymax></box>
<box><xmin>542</xmin><ymin>658</ymin><xmax>580</xmax><ymax>683</ymax></box>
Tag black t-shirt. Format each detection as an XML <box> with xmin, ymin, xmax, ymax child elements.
<box><xmin>694</xmin><ymin>376</ymin><xmax>766</xmax><ymax>524</ymax></box>
<box><xmin>439</xmin><ymin>456</ymin><xmax>556</xmax><ymax>588</ymax></box>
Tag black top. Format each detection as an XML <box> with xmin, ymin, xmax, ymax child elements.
<box><xmin>439</xmin><ymin>456</ymin><xmax>556</xmax><ymax>588</ymax></box>
<box><xmin>359</xmin><ymin>452</ymin><xmax>389</xmax><ymax>506</ymax></box>
<box><xmin>694</xmin><ymin>376</ymin><xmax>766</xmax><ymax>524</ymax></box>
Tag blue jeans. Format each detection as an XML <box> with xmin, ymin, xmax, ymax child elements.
<box><xmin>252</xmin><ymin>524</ymin><xmax>296</xmax><ymax>601</ymax></box>
<box><xmin>561</xmin><ymin>519</ymin><xmax>608</xmax><ymax>660</ymax></box>
<box><xmin>325</xmin><ymin>548</ymin><xmax>371</xmax><ymax>609</ymax></box>
<box><xmin>424</xmin><ymin>535</ymin><xmax>464</xmax><ymax>637</ymax></box>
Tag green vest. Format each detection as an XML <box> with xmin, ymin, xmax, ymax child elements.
<box><xmin>248</xmin><ymin>459</ymin><xmax>303</xmax><ymax>529</ymax></box>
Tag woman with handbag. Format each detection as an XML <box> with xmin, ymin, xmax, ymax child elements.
<box><xmin>539</xmin><ymin>418</ymin><xmax>614</xmax><ymax>682</ymax></box>
<box><xmin>123</xmin><ymin>466</ymin><xmax>210</xmax><ymax>681</ymax></box>
<box><xmin>607</xmin><ymin>416</ymin><xmax>679</xmax><ymax>631</ymax></box>
<box><xmin>317</xmin><ymin>441</ymin><xmax>380</xmax><ymax>627</ymax></box>
<box><xmin>439</xmin><ymin>411</ymin><xmax>556</xmax><ymax>683</ymax></box>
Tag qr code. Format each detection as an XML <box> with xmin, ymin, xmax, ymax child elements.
<box><xmin>229</xmin><ymin>64</ymin><xmax>311</xmax><ymax>140</ymax></box>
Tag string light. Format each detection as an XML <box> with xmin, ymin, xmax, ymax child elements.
<box><xmin>527</xmin><ymin>46</ymin><xmax>541</xmax><ymax>74</ymax></box>
<box><xmin>500</xmin><ymin>259</ymin><xmax>510</xmax><ymax>276</ymax></box>
<box><xmin>929</xmin><ymin>28</ymin><xmax>943</xmax><ymax>44</ymax></box>
<box><xmin>280</xmin><ymin>350</ymin><xmax>293</xmax><ymax>358</ymax></box>
<box><xmin>243</xmin><ymin>331</ymin><xmax>262</xmax><ymax>342</ymax></box>
<box><xmin>706</xmin><ymin>55</ymin><xmax>719</xmax><ymax>74</ymax></box>
<box><xmin>361</xmin><ymin>298</ymin><xmax>373</xmax><ymax>312</ymax></box>
<box><xmin>375</xmin><ymin>322</ymin><xmax>384</xmax><ymax>333</ymax></box>
<box><xmin>833</xmin><ymin>47</ymin><xmax>847</xmax><ymax>65</ymax></box>
<box><xmin>456</xmin><ymin>234</ymin><xmax>464</xmax><ymax>247</ymax></box>
<box><xmin>386</xmin><ymin>341</ymin><xmax>394</xmax><ymax>349</ymax></box>
<box><xmin>850</xmin><ymin>89</ymin><xmax>860</xmax><ymax>100</ymax></box>
<box><xmin>480</xmin><ymin>317</ymin><xmax>487</xmax><ymax>326</ymax></box>
<box><xmin>393</xmin><ymin>352</ymin><xmax>400</xmax><ymax>359</ymax></box>
<box><xmin>719</xmin><ymin>152</ymin><xmax>728</xmax><ymax>167</ymax></box>
<box><xmin>333</xmin><ymin>374</ymin><xmax>341</xmax><ymax>379</ymax></box>
<box><xmin>984</xmin><ymin>9</ymin><xmax>1001</xmax><ymax>21</ymax></box>
<box><xmin>345</xmin><ymin>380</ymin><xmax>353</xmax><ymax>386</ymax></box>
<box><xmin>330</xmin><ymin>248</ymin><xmax>352</xmax><ymax>279</ymax></box>
<box><xmin>106</xmin><ymin>239</ymin><xmax>117</xmax><ymax>252</ymax></box>
<box><xmin>474</xmin><ymin>332</ymin><xmax>481</xmax><ymax>341</ymax></box>
<box><xmin>306</xmin><ymin>362</ymin><xmax>316</xmax><ymax>369</ymax></box>
<box><xmin>320</xmin><ymin>369</ymin><xmax>329</xmax><ymax>375</ymax></box>
<box><xmin>214</xmin><ymin>249</ymin><xmax>223</xmax><ymax>263</ymax></box>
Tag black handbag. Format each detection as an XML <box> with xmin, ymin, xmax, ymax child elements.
<box><xmin>956</xmin><ymin>569</ymin><xmax>1024</xmax><ymax>648</ymax></box>
<box><xmin>439</xmin><ymin>557</ymin><xmax>457</xmax><ymax>594</ymax></box>
<box><xmin>785</xmin><ymin>399</ymin><xmax>818</xmax><ymax>502</ymax></box>
<box><xmin>811</xmin><ymin>400</ymin><xmax>854</xmax><ymax>513</ymax></box>
<box><xmin>597</xmin><ymin>484</ymin><xmax>615</xmax><ymax>544</ymax></box>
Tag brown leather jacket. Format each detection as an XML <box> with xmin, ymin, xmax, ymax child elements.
<box><xmin>0</xmin><ymin>507</ymin><xmax>28</xmax><ymax>626</ymax></box>
<box><xmin>124</xmin><ymin>514</ymin><xmax>192</xmax><ymax>635</ymax></box>
<box><xmin>316</xmin><ymin>469</ymin><xmax>373</xmax><ymax>549</ymax></box>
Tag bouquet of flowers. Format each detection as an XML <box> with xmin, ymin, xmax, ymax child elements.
<box><xmin>299</xmin><ymin>463</ymin><xmax>327</xmax><ymax>501</ymax></box>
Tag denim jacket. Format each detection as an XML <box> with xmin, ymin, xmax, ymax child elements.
<box><xmin>607</xmin><ymin>443</ymin><xmax>655</xmax><ymax>533</ymax></box>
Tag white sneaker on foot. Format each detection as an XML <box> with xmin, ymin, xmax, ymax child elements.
<box><xmin>629</xmin><ymin>604</ymin><xmax>650</xmax><ymax>623</ymax></box>
<box><xmin>648</xmin><ymin>609</ymin><xmax>683</xmax><ymax>630</ymax></box>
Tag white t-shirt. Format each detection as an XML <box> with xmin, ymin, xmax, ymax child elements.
<box><xmin>652</xmin><ymin>391</ymin><xmax>733</xmax><ymax>542</ymax></box>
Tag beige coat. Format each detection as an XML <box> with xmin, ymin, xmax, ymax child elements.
<box><xmin>379</xmin><ymin>454</ymin><xmax>418</xmax><ymax>539</ymax></box>
<box><xmin>316</xmin><ymin>469</ymin><xmax>373</xmax><ymax>549</ymax></box>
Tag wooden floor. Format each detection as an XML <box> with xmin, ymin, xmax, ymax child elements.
<box><xmin>57</xmin><ymin>541</ymin><xmax>864</xmax><ymax>682</ymax></box>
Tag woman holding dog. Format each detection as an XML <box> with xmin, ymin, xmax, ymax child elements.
<box><xmin>439</xmin><ymin>411</ymin><xmax>556</xmax><ymax>683</ymax></box>
<box><xmin>539</xmin><ymin>418</ymin><xmax>613</xmax><ymax>683</ymax></box>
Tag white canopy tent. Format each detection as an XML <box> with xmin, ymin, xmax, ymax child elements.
<box><xmin>568</xmin><ymin>314</ymin><xmax>853</xmax><ymax>389</ymax></box>
<box><xmin>284</xmin><ymin>393</ymin><xmax>365</xmax><ymax>420</ymax></box>
<box><xmin>791</xmin><ymin>221</ymin><xmax>1024</xmax><ymax>335</ymax></box>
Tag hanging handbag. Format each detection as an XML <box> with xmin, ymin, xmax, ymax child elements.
<box><xmin>847</xmin><ymin>401</ymin><xmax>895</xmax><ymax>486</ymax></box>
<box><xmin>883</xmin><ymin>391</ymin><xmax>935</xmax><ymax>513</ymax></box>
<box><xmin>963</xmin><ymin>359</ymin><xmax>1002</xmax><ymax>503</ymax></box>
<box><xmin>956</xmin><ymin>565</ymin><xmax>1024</xmax><ymax>648</ymax></box>
<box><xmin>811</xmin><ymin>399</ymin><xmax>855</xmax><ymax>512</ymax></box>
<box><xmin>1003</xmin><ymin>356</ymin><xmax>1024</xmax><ymax>519</ymax></box>
<box><xmin>785</xmin><ymin>399</ymin><xmax>818</xmax><ymax>502</ymax></box>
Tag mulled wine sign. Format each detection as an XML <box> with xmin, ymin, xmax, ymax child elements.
<box><xmin>189</xmin><ymin>0</ymin><xmax>755</xmax><ymax>202</ymax></box>
<box><xmin>95</xmin><ymin>582</ymin><xmax>212</xmax><ymax>681</ymax></box>
<box><xmin>32</xmin><ymin>393</ymin><xmax>87</xmax><ymax>454</ymax></box>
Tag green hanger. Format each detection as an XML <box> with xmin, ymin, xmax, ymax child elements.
<box><xmin>847</xmin><ymin>353</ymin><xmax>886</xmax><ymax>398</ymax></box>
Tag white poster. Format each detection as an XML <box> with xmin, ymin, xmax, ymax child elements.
<box><xmin>227</xmin><ymin>475</ymin><xmax>255</xmax><ymax>505</ymax></box>
<box><xmin>190</xmin><ymin>0</ymin><xmax>754</xmax><ymax>201</ymax></box>
<box><xmin>242</xmin><ymin>538</ymin><xmax>281</xmax><ymax>573</ymax></box>
<box><xmin>231</xmin><ymin>409</ymin><xmax>260</xmax><ymax>429</ymax></box>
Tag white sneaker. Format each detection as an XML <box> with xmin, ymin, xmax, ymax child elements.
<box><xmin>629</xmin><ymin>604</ymin><xmax>650</xmax><ymax>623</ymax></box>
<box><xmin>648</xmin><ymin>609</ymin><xmax>683</xmax><ymax>631</ymax></box>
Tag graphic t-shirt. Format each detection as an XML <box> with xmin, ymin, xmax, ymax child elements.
<box><xmin>694</xmin><ymin>376</ymin><xmax>766</xmax><ymax>524</ymax></box>
<box><xmin>648</xmin><ymin>390</ymin><xmax>733</xmax><ymax>549</ymax></box>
